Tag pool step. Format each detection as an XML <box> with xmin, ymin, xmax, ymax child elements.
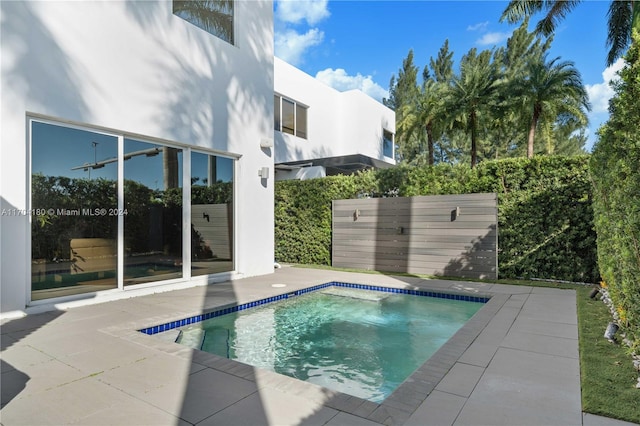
<box><xmin>201</xmin><ymin>328</ymin><xmax>231</xmax><ymax>358</ymax></box>
<box><xmin>175</xmin><ymin>328</ymin><xmax>205</xmax><ymax>350</ymax></box>
<box><xmin>321</xmin><ymin>286</ymin><xmax>390</xmax><ymax>302</ymax></box>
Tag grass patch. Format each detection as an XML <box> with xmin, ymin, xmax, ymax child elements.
<box><xmin>577</xmin><ymin>287</ymin><xmax>640</xmax><ymax>424</ymax></box>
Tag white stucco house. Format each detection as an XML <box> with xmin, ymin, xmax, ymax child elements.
<box><xmin>0</xmin><ymin>1</ymin><xmax>395</xmax><ymax>317</ymax></box>
<box><xmin>0</xmin><ymin>0</ymin><xmax>275</xmax><ymax>317</ymax></box>
<box><xmin>274</xmin><ymin>57</ymin><xmax>396</xmax><ymax>180</ymax></box>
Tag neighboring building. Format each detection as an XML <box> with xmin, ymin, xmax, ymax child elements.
<box><xmin>0</xmin><ymin>1</ymin><xmax>275</xmax><ymax>316</ymax></box>
<box><xmin>273</xmin><ymin>57</ymin><xmax>395</xmax><ymax>180</ymax></box>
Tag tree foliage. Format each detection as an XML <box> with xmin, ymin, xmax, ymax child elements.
<box><xmin>447</xmin><ymin>48</ymin><xmax>502</xmax><ymax>167</ymax></box>
<box><xmin>31</xmin><ymin>176</ymin><xmax>231</xmax><ymax>262</ymax></box>
<box><xmin>591</xmin><ymin>30</ymin><xmax>640</xmax><ymax>352</ymax></box>
<box><xmin>386</xmin><ymin>21</ymin><xmax>590</xmax><ymax>167</ymax></box>
<box><xmin>500</xmin><ymin>0</ymin><xmax>640</xmax><ymax>65</ymax></box>
<box><xmin>510</xmin><ymin>55</ymin><xmax>590</xmax><ymax>158</ymax></box>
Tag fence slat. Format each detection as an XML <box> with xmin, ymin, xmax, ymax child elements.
<box><xmin>332</xmin><ymin>193</ymin><xmax>498</xmax><ymax>279</ymax></box>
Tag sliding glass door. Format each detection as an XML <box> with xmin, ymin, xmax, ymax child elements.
<box><xmin>31</xmin><ymin>122</ymin><xmax>119</xmax><ymax>300</ymax></box>
<box><xmin>30</xmin><ymin>119</ymin><xmax>235</xmax><ymax>301</ymax></box>
<box><xmin>123</xmin><ymin>139</ymin><xmax>183</xmax><ymax>286</ymax></box>
<box><xmin>191</xmin><ymin>152</ymin><xmax>234</xmax><ymax>276</ymax></box>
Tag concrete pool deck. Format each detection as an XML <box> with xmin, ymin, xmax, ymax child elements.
<box><xmin>1</xmin><ymin>267</ymin><xmax>637</xmax><ymax>425</ymax></box>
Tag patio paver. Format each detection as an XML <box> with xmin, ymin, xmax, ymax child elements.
<box><xmin>1</xmin><ymin>267</ymin><xmax>638</xmax><ymax>425</ymax></box>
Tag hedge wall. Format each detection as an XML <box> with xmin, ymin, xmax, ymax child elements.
<box><xmin>275</xmin><ymin>156</ymin><xmax>599</xmax><ymax>282</ymax></box>
<box><xmin>477</xmin><ymin>156</ymin><xmax>596</xmax><ymax>282</ymax></box>
<box><xmin>590</xmin><ymin>31</ymin><xmax>640</xmax><ymax>352</ymax></box>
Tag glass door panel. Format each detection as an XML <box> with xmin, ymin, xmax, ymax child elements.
<box><xmin>31</xmin><ymin>122</ymin><xmax>118</xmax><ymax>300</ymax></box>
<box><xmin>123</xmin><ymin>139</ymin><xmax>183</xmax><ymax>285</ymax></box>
<box><xmin>191</xmin><ymin>152</ymin><xmax>234</xmax><ymax>276</ymax></box>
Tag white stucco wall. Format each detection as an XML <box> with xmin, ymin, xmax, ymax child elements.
<box><xmin>0</xmin><ymin>0</ymin><xmax>274</xmax><ymax>315</ymax></box>
<box><xmin>273</xmin><ymin>57</ymin><xmax>395</xmax><ymax>165</ymax></box>
<box><xmin>340</xmin><ymin>90</ymin><xmax>396</xmax><ymax>161</ymax></box>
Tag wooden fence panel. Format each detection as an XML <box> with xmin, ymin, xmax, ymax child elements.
<box><xmin>332</xmin><ymin>193</ymin><xmax>498</xmax><ymax>279</ymax></box>
<box><xmin>191</xmin><ymin>204</ymin><xmax>232</xmax><ymax>260</ymax></box>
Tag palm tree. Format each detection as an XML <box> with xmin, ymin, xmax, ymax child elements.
<box><xmin>420</xmin><ymin>80</ymin><xmax>446</xmax><ymax>166</ymax></box>
<box><xmin>423</xmin><ymin>40</ymin><xmax>454</xmax><ymax>165</ymax></box>
<box><xmin>394</xmin><ymin>103</ymin><xmax>421</xmax><ymax>164</ymax></box>
<box><xmin>447</xmin><ymin>49</ymin><xmax>501</xmax><ymax>168</ymax></box>
<box><xmin>385</xmin><ymin>50</ymin><xmax>420</xmax><ymax>163</ymax></box>
<box><xmin>510</xmin><ymin>55</ymin><xmax>590</xmax><ymax>158</ymax></box>
<box><xmin>501</xmin><ymin>0</ymin><xmax>640</xmax><ymax>65</ymax></box>
<box><xmin>396</xmin><ymin>79</ymin><xmax>446</xmax><ymax>166</ymax></box>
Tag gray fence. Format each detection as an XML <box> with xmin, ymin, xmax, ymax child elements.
<box><xmin>332</xmin><ymin>193</ymin><xmax>498</xmax><ymax>279</ymax></box>
<box><xmin>191</xmin><ymin>204</ymin><xmax>232</xmax><ymax>260</ymax></box>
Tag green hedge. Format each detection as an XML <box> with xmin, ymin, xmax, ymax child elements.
<box><xmin>275</xmin><ymin>175</ymin><xmax>368</xmax><ymax>265</ymax></box>
<box><xmin>590</xmin><ymin>32</ymin><xmax>640</xmax><ymax>353</ymax></box>
<box><xmin>275</xmin><ymin>156</ymin><xmax>598</xmax><ymax>282</ymax></box>
<box><xmin>478</xmin><ymin>157</ymin><xmax>596</xmax><ymax>282</ymax></box>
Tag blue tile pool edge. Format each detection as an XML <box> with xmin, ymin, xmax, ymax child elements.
<box><xmin>138</xmin><ymin>281</ymin><xmax>490</xmax><ymax>336</ymax></box>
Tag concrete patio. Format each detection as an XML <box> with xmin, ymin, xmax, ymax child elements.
<box><xmin>1</xmin><ymin>267</ymin><xmax>637</xmax><ymax>425</ymax></box>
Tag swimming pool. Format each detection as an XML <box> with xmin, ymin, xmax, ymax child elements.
<box><xmin>143</xmin><ymin>282</ymin><xmax>486</xmax><ymax>402</ymax></box>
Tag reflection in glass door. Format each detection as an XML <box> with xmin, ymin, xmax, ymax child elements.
<box><xmin>123</xmin><ymin>139</ymin><xmax>183</xmax><ymax>285</ymax></box>
<box><xmin>191</xmin><ymin>152</ymin><xmax>234</xmax><ymax>276</ymax></box>
<box><xmin>31</xmin><ymin>121</ymin><xmax>118</xmax><ymax>300</ymax></box>
<box><xmin>31</xmin><ymin>120</ymin><xmax>236</xmax><ymax>300</ymax></box>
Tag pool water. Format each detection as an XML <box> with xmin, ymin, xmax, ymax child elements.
<box><xmin>175</xmin><ymin>286</ymin><xmax>483</xmax><ymax>402</ymax></box>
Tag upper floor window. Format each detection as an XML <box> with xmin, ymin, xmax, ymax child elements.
<box><xmin>173</xmin><ymin>0</ymin><xmax>234</xmax><ymax>45</ymax></box>
<box><xmin>274</xmin><ymin>94</ymin><xmax>307</xmax><ymax>139</ymax></box>
<box><xmin>383</xmin><ymin>129</ymin><xmax>394</xmax><ymax>158</ymax></box>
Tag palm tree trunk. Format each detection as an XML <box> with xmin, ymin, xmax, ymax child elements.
<box><xmin>426</xmin><ymin>123</ymin><xmax>434</xmax><ymax>166</ymax></box>
<box><xmin>163</xmin><ymin>147</ymin><xmax>179</xmax><ymax>190</ymax></box>
<box><xmin>527</xmin><ymin>121</ymin><xmax>536</xmax><ymax>158</ymax></box>
<box><xmin>528</xmin><ymin>105</ymin><xmax>541</xmax><ymax>159</ymax></box>
<box><xmin>471</xmin><ymin>111</ymin><xmax>478</xmax><ymax>168</ymax></box>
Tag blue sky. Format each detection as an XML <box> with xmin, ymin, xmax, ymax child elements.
<box><xmin>274</xmin><ymin>0</ymin><xmax>625</xmax><ymax>151</ymax></box>
<box><xmin>32</xmin><ymin>122</ymin><xmax>233</xmax><ymax>188</ymax></box>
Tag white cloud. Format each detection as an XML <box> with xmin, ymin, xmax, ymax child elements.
<box><xmin>467</xmin><ymin>21</ymin><xmax>489</xmax><ymax>31</ymax></box>
<box><xmin>275</xmin><ymin>28</ymin><xmax>324</xmax><ymax>66</ymax></box>
<box><xmin>476</xmin><ymin>32</ymin><xmax>510</xmax><ymax>46</ymax></box>
<box><xmin>275</xmin><ymin>0</ymin><xmax>330</xmax><ymax>25</ymax></box>
<box><xmin>274</xmin><ymin>0</ymin><xmax>330</xmax><ymax>66</ymax></box>
<box><xmin>586</xmin><ymin>58</ymin><xmax>625</xmax><ymax>113</ymax></box>
<box><xmin>315</xmin><ymin>68</ymin><xmax>389</xmax><ymax>102</ymax></box>
<box><xmin>584</xmin><ymin>58</ymin><xmax>626</xmax><ymax>150</ymax></box>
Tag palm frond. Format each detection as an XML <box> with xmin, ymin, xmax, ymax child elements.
<box><xmin>501</xmin><ymin>0</ymin><xmax>545</xmax><ymax>24</ymax></box>
<box><xmin>501</xmin><ymin>0</ymin><xmax>582</xmax><ymax>36</ymax></box>
<box><xmin>535</xmin><ymin>0</ymin><xmax>581</xmax><ymax>36</ymax></box>
<box><xmin>606</xmin><ymin>1</ymin><xmax>633</xmax><ymax>66</ymax></box>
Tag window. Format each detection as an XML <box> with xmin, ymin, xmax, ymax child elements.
<box><xmin>123</xmin><ymin>140</ymin><xmax>183</xmax><ymax>286</ymax></box>
<box><xmin>273</xmin><ymin>95</ymin><xmax>280</xmax><ymax>132</ymax></box>
<box><xmin>383</xmin><ymin>129</ymin><xmax>394</xmax><ymax>158</ymax></box>
<box><xmin>191</xmin><ymin>153</ymin><xmax>234</xmax><ymax>276</ymax></box>
<box><xmin>31</xmin><ymin>122</ymin><xmax>119</xmax><ymax>300</ymax></box>
<box><xmin>281</xmin><ymin>98</ymin><xmax>295</xmax><ymax>135</ymax></box>
<box><xmin>274</xmin><ymin>95</ymin><xmax>308</xmax><ymax>139</ymax></box>
<box><xmin>296</xmin><ymin>104</ymin><xmax>307</xmax><ymax>139</ymax></box>
<box><xmin>173</xmin><ymin>0</ymin><xmax>234</xmax><ymax>45</ymax></box>
<box><xmin>30</xmin><ymin>119</ymin><xmax>235</xmax><ymax>300</ymax></box>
